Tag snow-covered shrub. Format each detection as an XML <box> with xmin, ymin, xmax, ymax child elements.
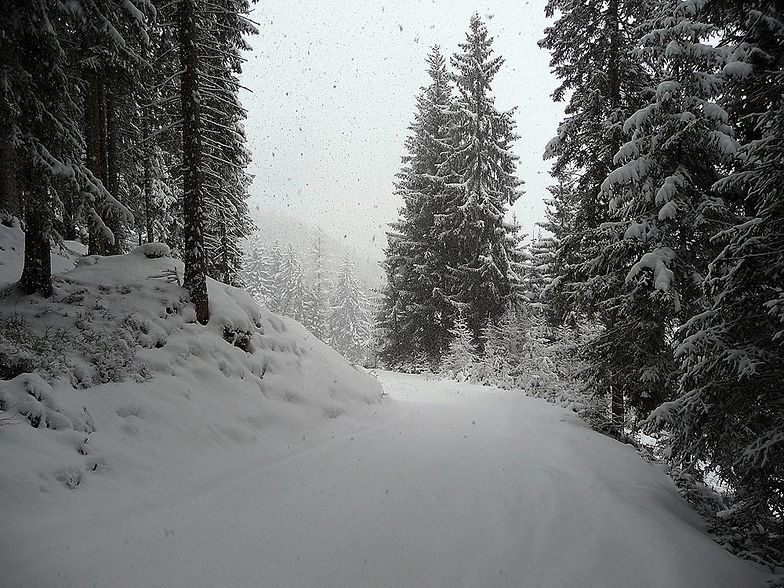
<box><xmin>133</xmin><ymin>242</ymin><xmax>171</xmax><ymax>259</ymax></box>
<box><xmin>222</xmin><ymin>325</ymin><xmax>253</xmax><ymax>353</ymax></box>
<box><xmin>0</xmin><ymin>305</ymin><xmax>150</xmax><ymax>388</ymax></box>
<box><xmin>0</xmin><ymin>314</ymin><xmax>70</xmax><ymax>379</ymax></box>
<box><xmin>440</xmin><ymin>317</ymin><xmax>479</xmax><ymax>382</ymax></box>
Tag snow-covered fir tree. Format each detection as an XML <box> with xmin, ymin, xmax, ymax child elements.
<box><xmin>650</xmin><ymin>1</ymin><xmax>784</xmax><ymax>561</ymax></box>
<box><xmin>263</xmin><ymin>240</ymin><xmax>286</xmax><ymax>314</ymax></box>
<box><xmin>440</xmin><ymin>315</ymin><xmax>477</xmax><ymax>381</ymax></box>
<box><xmin>240</xmin><ymin>236</ymin><xmax>268</xmax><ymax>303</ymax></box>
<box><xmin>0</xmin><ymin>0</ymin><xmax>150</xmax><ymax>296</ymax></box>
<box><xmin>279</xmin><ymin>244</ymin><xmax>307</xmax><ymax>323</ymax></box>
<box><xmin>591</xmin><ymin>0</ymin><xmax>739</xmax><ymax>424</ymax></box>
<box><xmin>530</xmin><ymin>235</ymin><xmax>558</xmax><ymax>304</ymax></box>
<box><xmin>303</xmin><ymin>232</ymin><xmax>331</xmax><ymax>341</ymax></box>
<box><xmin>441</xmin><ymin>14</ymin><xmax>524</xmax><ymax>344</ymax></box>
<box><xmin>200</xmin><ymin>0</ymin><xmax>256</xmax><ymax>286</ymax></box>
<box><xmin>378</xmin><ymin>46</ymin><xmax>455</xmax><ymax>367</ymax></box>
<box><xmin>539</xmin><ymin>0</ymin><xmax>654</xmax><ymax>426</ymax></box>
<box><xmin>328</xmin><ymin>256</ymin><xmax>371</xmax><ymax>364</ymax></box>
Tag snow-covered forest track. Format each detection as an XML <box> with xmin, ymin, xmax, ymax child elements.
<box><xmin>2</xmin><ymin>371</ymin><xmax>769</xmax><ymax>588</ymax></box>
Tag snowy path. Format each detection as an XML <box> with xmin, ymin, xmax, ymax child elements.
<box><xmin>3</xmin><ymin>371</ymin><xmax>768</xmax><ymax>587</ymax></box>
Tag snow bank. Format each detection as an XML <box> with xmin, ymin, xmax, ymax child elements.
<box><xmin>0</xmin><ymin>240</ymin><xmax>384</xmax><ymax>509</ymax></box>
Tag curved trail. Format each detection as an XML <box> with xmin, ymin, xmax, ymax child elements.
<box><xmin>3</xmin><ymin>371</ymin><xmax>768</xmax><ymax>587</ymax></box>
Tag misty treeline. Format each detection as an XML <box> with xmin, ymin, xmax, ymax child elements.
<box><xmin>241</xmin><ymin>235</ymin><xmax>373</xmax><ymax>364</ymax></box>
<box><xmin>380</xmin><ymin>5</ymin><xmax>783</xmax><ymax>566</ymax></box>
<box><xmin>0</xmin><ymin>0</ymin><xmax>255</xmax><ymax>321</ymax></box>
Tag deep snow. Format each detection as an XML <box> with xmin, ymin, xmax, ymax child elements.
<box><xmin>2</xmin><ymin>370</ymin><xmax>769</xmax><ymax>587</ymax></box>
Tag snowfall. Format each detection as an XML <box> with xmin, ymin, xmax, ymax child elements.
<box><xmin>0</xmin><ymin>222</ymin><xmax>771</xmax><ymax>587</ymax></box>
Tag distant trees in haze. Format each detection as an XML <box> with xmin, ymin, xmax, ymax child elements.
<box><xmin>241</xmin><ymin>235</ymin><xmax>373</xmax><ymax>364</ymax></box>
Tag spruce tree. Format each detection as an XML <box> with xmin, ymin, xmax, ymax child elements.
<box><xmin>440</xmin><ymin>316</ymin><xmax>477</xmax><ymax>381</ymax></box>
<box><xmin>592</xmin><ymin>0</ymin><xmax>738</xmax><ymax>425</ymax></box>
<box><xmin>241</xmin><ymin>235</ymin><xmax>269</xmax><ymax>303</ymax></box>
<box><xmin>656</xmin><ymin>2</ymin><xmax>784</xmax><ymax>559</ymax></box>
<box><xmin>179</xmin><ymin>0</ymin><xmax>209</xmax><ymax>323</ymax></box>
<box><xmin>279</xmin><ymin>244</ymin><xmax>307</xmax><ymax>323</ymax></box>
<box><xmin>328</xmin><ymin>256</ymin><xmax>371</xmax><ymax>364</ymax></box>
<box><xmin>200</xmin><ymin>0</ymin><xmax>256</xmax><ymax>286</ymax></box>
<box><xmin>0</xmin><ymin>0</ymin><xmax>150</xmax><ymax>296</ymax></box>
<box><xmin>442</xmin><ymin>14</ymin><xmax>524</xmax><ymax>344</ymax></box>
<box><xmin>378</xmin><ymin>46</ymin><xmax>454</xmax><ymax>366</ymax></box>
<box><xmin>263</xmin><ymin>240</ymin><xmax>286</xmax><ymax>314</ymax></box>
<box><xmin>303</xmin><ymin>233</ymin><xmax>331</xmax><ymax>340</ymax></box>
<box><xmin>540</xmin><ymin>0</ymin><xmax>655</xmax><ymax>426</ymax></box>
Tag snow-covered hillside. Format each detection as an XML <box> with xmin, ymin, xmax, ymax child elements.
<box><xmin>0</xmin><ymin>223</ymin><xmax>384</xmax><ymax>538</ymax></box>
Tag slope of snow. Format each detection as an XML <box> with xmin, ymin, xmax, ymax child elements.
<box><xmin>2</xmin><ymin>370</ymin><xmax>770</xmax><ymax>587</ymax></box>
<box><xmin>0</xmin><ymin>235</ymin><xmax>385</xmax><ymax>568</ymax></box>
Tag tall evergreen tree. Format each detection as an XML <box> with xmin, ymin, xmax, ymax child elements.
<box><xmin>179</xmin><ymin>0</ymin><xmax>209</xmax><ymax>323</ymax></box>
<box><xmin>655</xmin><ymin>2</ymin><xmax>784</xmax><ymax>559</ymax></box>
<box><xmin>279</xmin><ymin>244</ymin><xmax>307</xmax><ymax>323</ymax></box>
<box><xmin>592</xmin><ymin>0</ymin><xmax>738</xmax><ymax>424</ymax></box>
<box><xmin>378</xmin><ymin>46</ymin><xmax>455</xmax><ymax>366</ymax></box>
<box><xmin>241</xmin><ymin>236</ymin><xmax>268</xmax><ymax>302</ymax></box>
<box><xmin>0</xmin><ymin>0</ymin><xmax>149</xmax><ymax>296</ymax></box>
<box><xmin>303</xmin><ymin>233</ymin><xmax>331</xmax><ymax>340</ymax></box>
<box><xmin>539</xmin><ymin>0</ymin><xmax>655</xmax><ymax>425</ymax></box>
<box><xmin>263</xmin><ymin>240</ymin><xmax>285</xmax><ymax>314</ymax></box>
<box><xmin>442</xmin><ymin>14</ymin><xmax>524</xmax><ymax>343</ymax></box>
<box><xmin>200</xmin><ymin>0</ymin><xmax>256</xmax><ymax>286</ymax></box>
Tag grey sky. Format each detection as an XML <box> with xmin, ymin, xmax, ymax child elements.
<box><xmin>239</xmin><ymin>0</ymin><xmax>564</xmax><ymax>266</ymax></box>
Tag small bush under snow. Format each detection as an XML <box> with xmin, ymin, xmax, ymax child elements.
<box><xmin>133</xmin><ymin>242</ymin><xmax>171</xmax><ymax>259</ymax></box>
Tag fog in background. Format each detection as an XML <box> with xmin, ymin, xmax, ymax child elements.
<box><xmin>239</xmin><ymin>0</ymin><xmax>564</xmax><ymax>284</ymax></box>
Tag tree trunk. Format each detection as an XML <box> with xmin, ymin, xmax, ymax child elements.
<box><xmin>105</xmin><ymin>91</ymin><xmax>123</xmax><ymax>254</ymax></box>
<box><xmin>144</xmin><ymin>161</ymin><xmax>154</xmax><ymax>243</ymax></box>
<box><xmin>0</xmin><ymin>124</ymin><xmax>20</xmax><ymax>218</ymax></box>
<box><xmin>20</xmin><ymin>170</ymin><xmax>52</xmax><ymax>297</ymax></box>
<box><xmin>180</xmin><ymin>0</ymin><xmax>210</xmax><ymax>324</ymax></box>
<box><xmin>85</xmin><ymin>76</ymin><xmax>107</xmax><ymax>255</ymax></box>
<box><xmin>610</xmin><ymin>384</ymin><xmax>624</xmax><ymax>434</ymax></box>
<box><xmin>60</xmin><ymin>187</ymin><xmax>79</xmax><ymax>240</ymax></box>
<box><xmin>143</xmin><ymin>117</ymin><xmax>155</xmax><ymax>244</ymax></box>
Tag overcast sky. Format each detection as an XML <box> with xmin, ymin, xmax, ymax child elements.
<box><xmin>239</xmin><ymin>0</ymin><xmax>564</xmax><ymax>264</ymax></box>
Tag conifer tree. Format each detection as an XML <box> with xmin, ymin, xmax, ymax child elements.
<box><xmin>200</xmin><ymin>0</ymin><xmax>256</xmax><ymax>286</ymax></box>
<box><xmin>262</xmin><ymin>240</ymin><xmax>285</xmax><ymax>314</ymax></box>
<box><xmin>539</xmin><ymin>0</ymin><xmax>655</xmax><ymax>425</ymax></box>
<box><xmin>654</xmin><ymin>2</ymin><xmax>784</xmax><ymax>558</ymax></box>
<box><xmin>179</xmin><ymin>0</ymin><xmax>209</xmax><ymax>323</ymax></box>
<box><xmin>303</xmin><ymin>233</ymin><xmax>331</xmax><ymax>340</ymax></box>
<box><xmin>440</xmin><ymin>316</ymin><xmax>477</xmax><ymax>381</ymax></box>
<box><xmin>1</xmin><ymin>0</ymin><xmax>149</xmax><ymax>296</ymax></box>
<box><xmin>378</xmin><ymin>46</ymin><xmax>454</xmax><ymax>366</ymax></box>
<box><xmin>592</xmin><ymin>0</ymin><xmax>738</xmax><ymax>425</ymax></box>
<box><xmin>279</xmin><ymin>244</ymin><xmax>307</xmax><ymax>323</ymax></box>
<box><xmin>328</xmin><ymin>256</ymin><xmax>371</xmax><ymax>364</ymax></box>
<box><xmin>442</xmin><ymin>14</ymin><xmax>524</xmax><ymax>343</ymax></box>
<box><xmin>241</xmin><ymin>236</ymin><xmax>269</xmax><ymax>303</ymax></box>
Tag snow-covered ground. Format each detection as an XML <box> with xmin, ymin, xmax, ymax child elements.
<box><xmin>2</xmin><ymin>369</ymin><xmax>769</xmax><ymax>587</ymax></box>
